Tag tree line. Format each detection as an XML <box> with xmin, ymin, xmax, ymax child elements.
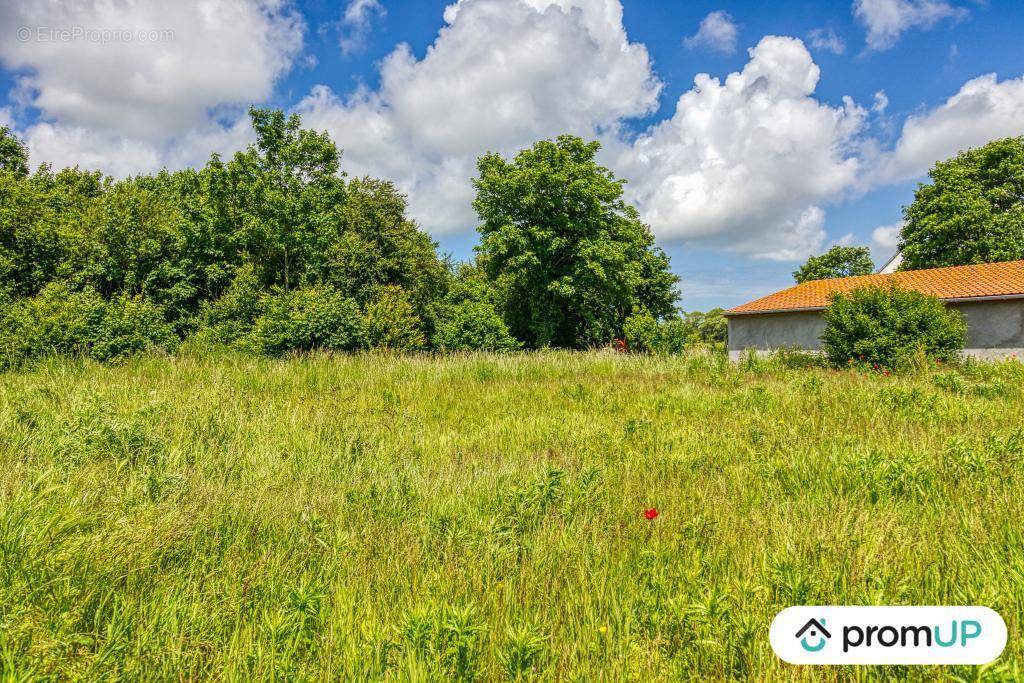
<box><xmin>0</xmin><ymin>110</ymin><xmax>728</xmax><ymax>367</ymax></box>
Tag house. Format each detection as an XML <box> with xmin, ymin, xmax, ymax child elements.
<box><xmin>724</xmin><ymin>259</ymin><xmax>1024</xmax><ymax>361</ymax></box>
<box><xmin>876</xmin><ymin>251</ymin><xmax>903</xmax><ymax>274</ymax></box>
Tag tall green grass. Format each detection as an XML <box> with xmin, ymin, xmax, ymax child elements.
<box><xmin>1</xmin><ymin>350</ymin><xmax>1023</xmax><ymax>680</ymax></box>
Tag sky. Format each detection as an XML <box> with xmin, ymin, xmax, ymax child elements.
<box><xmin>1</xmin><ymin>0</ymin><xmax>1022</xmax><ymax>311</ymax></box>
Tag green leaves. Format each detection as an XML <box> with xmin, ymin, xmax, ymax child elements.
<box><xmin>901</xmin><ymin>136</ymin><xmax>1024</xmax><ymax>270</ymax></box>
<box><xmin>473</xmin><ymin>135</ymin><xmax>679</xmax><ymax>348</ymax></box>
<box><xmin>821</xmin><ymin>286</ymin><xmax>967</xmax><ymax>369</ymax></box>
<box><xmin>245</xmin><ymin>286</ymin><xmax>366</xmax><ymax>356</ymax></box>
<box><xmin>0</xmin><ymin>126</ymin><xmax>29</xmax><ymax>179</ymax></box>
<box><xmin>793</xmin><ymin>245</ymin><xmax>875</xmax><ymax>284</ymax></box>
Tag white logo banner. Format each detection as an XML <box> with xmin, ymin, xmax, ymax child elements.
<box><xmin>770</xmin><ymin>606</ymin><xmax>1006</xmax><ymax>665</ymax></box>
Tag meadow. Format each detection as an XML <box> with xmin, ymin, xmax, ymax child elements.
<box><xmin>1</xmin><ymin>350</ymin><xmax>1023</xmax><ymax>681</ymax></box>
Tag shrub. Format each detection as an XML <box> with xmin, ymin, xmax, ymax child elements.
<box><xmin>653</xmin><ymin>318</ymin><xmax>692</xmax><ymax>354</ymax></box>
<box><xmin>90</xmin><ymin>294</ymin><xmax>177</xmax><ymax>361</ymax></box>
<box><xmin>363</xmin><ymin>286</ymin><xmax>426</xmax><ymax>351</ymax></box>
<box><xmin>624</xmin><ymin>314</ymin><xmax>721</xmax><ymax>355</ymax></box>
<box><xmin>821</xmin><ymin>285</ymin><xmax>966</xmax><ymax>369</ymax></box>
<box><xmin>193</xmin><ymin>265</ymin><xmax>264</xmax><ymax>345</ymax></box>
<box><xmin>246</xmin><ymin>285</ymin><xmax>365</xmax><ymax>356</ymax></box>
<box><xmin>433</xmin><ymin>301</ymin><xmax>520</xmax><ymax>352</ymax></box>
<box><xmin>0</xmin><ymin>282</ymin><xmax>174</xmax><ymax>367</ymax></box>
<box><xmin>623</xmin><ymin>312</ymin><xmax>658</xmax><ymax>352</ymax></box>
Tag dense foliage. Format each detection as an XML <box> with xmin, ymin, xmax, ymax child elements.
<box><xmin>0</xmin><ymin>282</ymin><xmax>175</xmax><ymax>368</ymax></box>
<box><xmin>900</xmin><ymin>136</ymin><xmax>1024</xmax><ymax>270</ymax></box>
<box><xmin>473</xmin><ymin>136</ymin><xmax>679</xmax><ymax>349</ymax></box>
<box><xmin>0</xmin><ymin>125</ymin><xmax>29</xmax><ymax>179</ymax></box>
<box><xmin>793</xmin><ymin>245</ymin><xmax>875</xmax><ymax>283</ymax></box>
<box><xmin>0</xmin><ymin>121</ymin><xmax>731</xmax><ymax>365</ymax></box>
<box><xmin>622</xmin><ymin>308</ymin><xmax>726</xmax><ymax>353</ymax></box>
<box><xmin>821</xmin><ymin>286</ymin><xmax>967</xmax><ymax>369</ymax></box>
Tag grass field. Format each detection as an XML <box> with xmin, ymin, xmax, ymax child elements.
<box><xmin>1</xmin><ymin>350</ymin><xmax>1023</xmax><ymax>681</ymax></box>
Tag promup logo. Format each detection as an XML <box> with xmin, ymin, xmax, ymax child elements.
<box><xmin>770</xmin><ymin>606</ymin><xmax>1006</xmax><ymax>665</ymax></box>
<box><xmin>795</xmin><ymin>618</ymin><xmax>831</xmax><ymax>652</ymax></box>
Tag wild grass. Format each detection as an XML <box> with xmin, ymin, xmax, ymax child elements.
<box><xmin>1</xmin><ymin>350</ymin><xmax>1023</xmax><ymax>680</ymax></box>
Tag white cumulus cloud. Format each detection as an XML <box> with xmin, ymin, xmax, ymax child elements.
<box><xmin>0</xmin><ymin>0</ymin><xmax>305</xmax><ymax>171</ymax></box>
<box><xmin>876</xmin><ymin>73</ymin><xmax>1024</xmax><ymax>183</ymax></box>
<box><xmin>683</xmin><ymin>10</ymin><xmax>738</xmax><ymax>54</ymax></box>
<box><xmin>297</xmin><ymin>0</ymin><xmax>661</xmax><ymax>233</ymax></box>
<box><xmin>339</xmin><ymin>0</ymin><xmax>385</xmax><ymax>56</ymax></box>
<box><xmin>871</xmin><ymin>221</ymin><xmax>903</xmax><ymax>259</ymax></box>
<box><xmin>853</xmin><ymin>0</ymin><xmax>966</xmax><ymax>51</ymax></box>
<box><xmin>617</xmin><ymin>36</ymin><xmax>867</xmax><ymax>260</ymax></box>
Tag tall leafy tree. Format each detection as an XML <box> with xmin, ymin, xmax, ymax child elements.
<box><xmin>793</xmin><ymin>245</ymin><xmax>875</xmax><ymax>283</ymax></box>
<box><xmin>900</xmin><ymin>136</ymin><xmax>1024</xmax><ymax>270</ymax></box>
<box><xmin>0</xmin><ymin>165</ymin><xmax>104</xmax><ymax>298</ymax></box>
<box><xmin>473</xmin><ymin>136</ymin><xmax>679</xmax><ymax>348</ymax></box>
<box><xmin>319</xmin><ymin>176</ymin><xmax>449</xmax><ymax>317</ymax></box>
<box><xmin>227</xmin><ymin>108</ymin><xmax>347</xmax><ymax>291</ymax></box>
<box><xmin>0</xmin><ymin>126</ymin><xmax>29</xmax><ymax>179</ymax></box>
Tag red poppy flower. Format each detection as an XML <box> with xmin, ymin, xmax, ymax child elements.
<box><xmin>644</xmin><ymin>508</ymin><xmax>659</xmax><ymax>520</ymax></box>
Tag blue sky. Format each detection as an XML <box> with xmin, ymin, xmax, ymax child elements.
<box><xmin>1</xmin><ymin>0</ymin><xmax>1022</xmax><ymax>310</ymax></box>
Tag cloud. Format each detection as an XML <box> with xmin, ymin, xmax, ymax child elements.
<box><xmin>853</xmin><ymin>0</ymin><xmax>966</xmax><ymax>51</ymax></box>
<box><xmin>0</xmin><ymin>0</ymin><xmax>304</xmax><ymax>172</ymax></box>
<box><xmin>301</xmin><ymin>16</ymin><xmax>872</xmax><ymax>261</ymax></box>
<box><xmin>875</xmin><ymin>73</ymin><xmax>1024</xmax><ymax>182</ymax></box>
<box><xmin>297</xmin><ymin>0</ymin><xmax>661</xmax><ymax>233</ymax></box>
<box><xmin>872</xmin><ymin>90</ymin><xmax>889</xmax><ymax>113</ymax></box>
<box><xmin>339</xmin><ymin>0</ymin><xmax>386</xmax><ymax>56</ymax></box>
<box><xmin>807</xmin><ymin>27</ymin><xmax>845</xmax><ymax>55</ymax></box>
<box><xmin>683</xmin><ymin>10</ymin><xmax>738</xmax><ymax>54</ymax></box>
<box><xmin>22</xmin><ymin>116</ymin><xmax>257</xmax><ymax>178</ymax></box>
<box><xmin>8</xmin><ymin>0</ymin><xmax>1011</xmax><ymax>268</ymax></box>
<box><xmin>871</xmin><ymin>221</ymin><xmax>903</xmax><ymax>259</ymax></box>
<box><xmin>616</xmin><ymin>36</ymin><xmax>867</xmax><ymax>261</ymax></box>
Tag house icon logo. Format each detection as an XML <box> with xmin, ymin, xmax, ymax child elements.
<box><xmin>795</xmin><ymin>618</ymin><xmax>831</xmax><ymax>652</ymax></box>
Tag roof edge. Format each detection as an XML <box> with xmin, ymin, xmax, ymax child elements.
<box><xmin>724</xmin><ymin>292</ymin><xmax>1024</xmax><ymax>316</ymax></box>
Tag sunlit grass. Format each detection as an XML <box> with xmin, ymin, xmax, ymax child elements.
<box><xmin>1</xmin><ymin>350</ymin><xmax>1023</xmax><ymax>680</ymax></box>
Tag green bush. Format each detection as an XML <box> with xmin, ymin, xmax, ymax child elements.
<box><xmin>194</xmin><ymin>265</ymin><xmax>263</xmax><ymax>345</ymax></box>
<box><xmin>623</xmin><ymin>312</ymin><xmax>659</xmax><ymax>352</ymax></box>
<box><xmin>363</xmin><ymin>286</ymin><xmax>426</xmax><ymax>351</ymax></box>
<box><xmin>246</xmin><ymin>286</ymin><xmax>365</xmax><ymax>356</ymax></box>
<box><xmin>654</xmin><ymin>318</ymin><xmax>695</xmax><ymax>354</ymax></box>
<box><xmin>624</xmin><ymin>314</ymin><xmax>722</xmax><ymax>355</ymax></box>
<box><xmin>90</xmin><ymin>294</ymin><xmax>177</xmax><ymax>361</ymax></box>
<box><xmin>0</xmin><ymin>282</ymin><xmax>174</xmax><ymax>367</ymax></box>
<box><xmin>434</xmin><ymin>301</ymin><xmax>520</xmax><ymax>352</ymax></box>
<box><xmin>821</xmin><ymin>285</ymin><xmax>966</xmax><ymax>369</ymax></box>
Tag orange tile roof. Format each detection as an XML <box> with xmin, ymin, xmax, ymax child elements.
<box><xmin>726</xmin><ymin>260</ymin><xmax>1024</xmax><ymax>315</ymax></box>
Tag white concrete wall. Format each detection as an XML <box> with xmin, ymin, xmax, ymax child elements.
<box><xmin>953</xmin><ymin>299</ymin><xmax>1024</xmax><ymax>360</ymax></box>
<box><xmin>726</xmin><ymin>298</ymin><xmax>1024</xmax><ymax>361</ymax></box>
<box><xmin>726</xmin><ymin>311</ymin><xmax>825</xmax><ymax>361</ymax></box>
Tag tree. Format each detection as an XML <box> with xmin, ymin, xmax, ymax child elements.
<box><xmin>473</xmin><ymin>136</ymin><xmax>679</xmax><ymax>348</ymax></box>
<box><xmin>227</xmin><ymin>108</ymin><xmax>346</xmax><ymax>292</ymax></box>
<box><xmin>0</xmin><ymin>166</ymin><xmax>104</xmax><ymax>298</ymax></box>
<box><xmin>793</xmin><ymin>246</ymin><xmax>874</xmax><ymax>283</ymax></box>
<box><xmin>682</xmin><ymin>308</ymin><xmax>727</xmax><ymax>344</ymax></box>
<box><xmin>0</xmin><ymin>126</ymin><xmax>29</xmax><ymax>179</ymax></box>
<box><xmin>318</xmin><ymin>176</ymin><xmax>448</xmax><ymax>318</ymax></box>
<box><xmin>821</xmin><ymin>285</ymin><xmax>966</xmax><ymax>369</ymax></box>
<box><xmin>900</xmin><ymin>137</ymin><xmax>1024</xmax><ymax>270</ymax></box>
